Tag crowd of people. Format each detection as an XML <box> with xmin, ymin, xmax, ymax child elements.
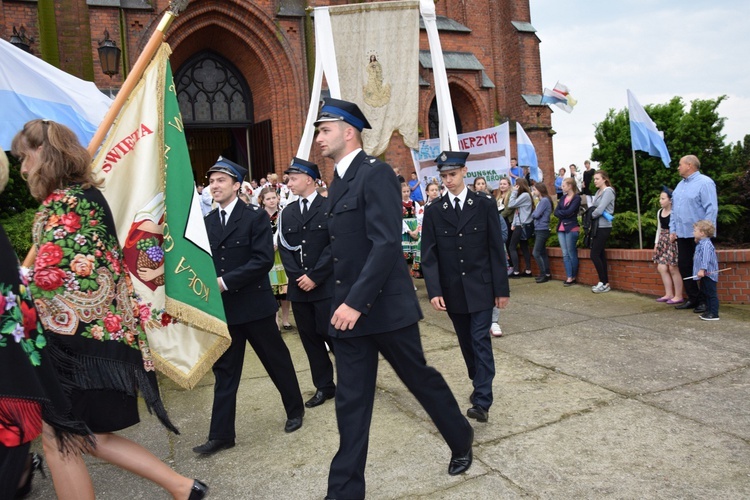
<box><xmin>0</xmin><ymin>99</ymin><xmax>720</xmax><ymax>499</ymax></box>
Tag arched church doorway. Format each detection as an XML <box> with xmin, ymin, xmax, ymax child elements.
<box><xmin>175</xmin><ymin>51</ymin><xmax>274</xmax><ymax>183</ymax></box>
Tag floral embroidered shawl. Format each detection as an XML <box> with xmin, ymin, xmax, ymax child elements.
<box><xmin>29</xmin><ymin>185</ymin><xmax>177</xmax><ymax>433</ymax></box>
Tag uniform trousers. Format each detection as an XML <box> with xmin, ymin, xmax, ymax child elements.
<box><xmin>327</xmin><ymin>323</ymin><xmax>472</xmax><ymax>500</ymax></box>
<box><xmin>291</xmin><ymin>300</ymin><xmax>335</xmax><ymax>394</ymax></box>
<box><xmin>447</xmin><ymin>308</ymin><xmax>495</xmax><ymax>411</ymax></box>
<box><xmin>208</xmin><ymin>314</ymin><xmax>304</xmax><ymax>441</ymax></box>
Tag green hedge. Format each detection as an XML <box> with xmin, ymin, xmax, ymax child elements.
<box><xmin>1</xmin><ymin>208</ymin><xmax>37</xmax><ymax>258</ymax></box>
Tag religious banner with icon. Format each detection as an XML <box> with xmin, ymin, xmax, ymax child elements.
<box><xmin>326</xmin><ymin>0</ymin><xmax>420</xmax><ymax>156</ymax></box>
<box><xmin>92</xmin><ymin>43</ymin><xmax>230</xmax><ymax>389</ymax></box>
<box><xmin>411</xmin><ymin>123</ymin><xmax>511</xmax><ymax>191</ymax></box>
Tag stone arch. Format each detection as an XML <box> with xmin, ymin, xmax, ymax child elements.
<box><xmin>140</xmin><ymin>1</ymin><xmax>309</xmax><ymax>173</ymax></box>
<box><xmin>425</xmin><ymin>77</ymin><xmax>487</xmax><ymax>139</ymax></box>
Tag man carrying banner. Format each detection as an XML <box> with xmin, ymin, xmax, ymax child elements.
<box><xmin>193</xmin><ymin>157</ymin><xmax>305</xmax><ymax>456</ymax></box>
<box><xmin>316</xmin><ymin>98</ymin><xmax>474</xmax><ymax>499</ymax></box>
<box><xmin>421</xmin><ymin>151</ymin><xmax>510</xmax><ymax>424</ymax></box>
<box><xmin>278</xmin><ymin>157</ymin><xmax>337</xmax><ymax>409</ymax></box>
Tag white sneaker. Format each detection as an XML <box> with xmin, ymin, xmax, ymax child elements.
<box><xmin>490</xmin><ymin>322</ymin><xmax>503</xmax><ymax>337</ymax></box>
<box><xmin>593</xmin><ymin>283</ymin><xmax>611</xmax><ymax>293</ymax></box>
<box><xmin>591</xmin><ymin>282</ymin><xmax>604</xmax><ymax>291</ymax></box>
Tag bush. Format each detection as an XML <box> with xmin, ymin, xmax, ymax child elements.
<box><xmin>0</xmin><ymin>208</ymin><xmax>37</xmax><ymax>258</ymax></box>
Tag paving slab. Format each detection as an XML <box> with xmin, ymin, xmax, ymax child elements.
<box><xmin>25</xmin><ymin>279</ymin><xmax>750</xmax><ymax>499</ymax></box>
<box><xmin>481</xmin><ymin>398</ymin><xmax>750</xmax><ymax>499</ymax></box>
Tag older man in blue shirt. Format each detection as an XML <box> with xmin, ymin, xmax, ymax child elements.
<box><xmin>669</xmin><ymin>155</ymin><xmax>718</xmax><ymax>313</ymax></box>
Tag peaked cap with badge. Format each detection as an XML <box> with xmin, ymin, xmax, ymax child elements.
<box><xmin>314</xmin><ymin>97</ymin><xmax>372</xmax><ymax>131</ymax></box>
<box><xmin>435</xmin><ymin>151</ymin><xmax>470</xmax><ymax>171</ymax></box>
<box><xmin>284</xmin><ymin>157</ymin><xmax>320</xmax><ymax>180</ymax></box>
<box><xmin>206</xmin><ymin>156</ymin><xmax>247</xmax><ymax>183</ymax></box>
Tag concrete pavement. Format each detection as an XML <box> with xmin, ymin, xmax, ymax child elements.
<box><xmin>29</xmin><ymin>277</ymin><xmax>750</xmax><ymax>499</ymax></box>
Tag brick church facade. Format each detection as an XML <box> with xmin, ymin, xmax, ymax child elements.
<box><xmin>1</xmin><ymin>0</ymin><xmax>554</xmax><ymax>187</ymax></box>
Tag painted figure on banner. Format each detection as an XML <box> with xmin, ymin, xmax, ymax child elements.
<box><xmin>363</xmin><ymin>52</ymin><xmax>391</xmax><ymax>108</ymax></box>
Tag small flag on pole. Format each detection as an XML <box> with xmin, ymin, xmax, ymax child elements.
<box><xmin>541</xmin><ymin>82</ymin><xmax>577</xmax><ymax>113</ymax></box>
<box><xmin>627</xmin><ymin>90</ymin><xmax>671</xmax><ymax>168</ymax></box>
<box><xmin>0</xmin><ymin>38</ymin><xmax>112</xmax><ymax>150</ymax></box>
<box><xmin>516</xmin><ymin>123</ymin><xmax>539</xmax><ymax>181</ymax></box>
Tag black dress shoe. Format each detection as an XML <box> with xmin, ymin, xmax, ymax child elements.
<box><xmin>192</xmin><ymin>439</ymin><xmax>235</xmax><ymax>455</ymax></box>
<box><xmin>305</xmin><ymin>390</ymin><xmax>335</xmax><ymax>408</ymax></box>
<box><xmin>448</xmin><ymin>427</ymin><xmax>474</xmax><ymax>476</ymax></box>
<box><xmin>693</xmin><ymin>303</ymin><xmax>707</xmax><ymax>314</ymax></box>
<box><xmin>466</xmin><ymin>405</ymin><xmax>489</xmax><ymax>423</ymax></box>
<box><xmin>188</xmin><ymin>479</ymin><xmax>209</xmax><ymax>500</ymax></box>
<box><xmin>285</xmin><ymin>414</ymin><xmax>304</xmax><ymax>433</ymax></box>
<box><xmin>674</xmin><ymin>300</ymin><xmax>695</xmax><ymax>310</ymax></box>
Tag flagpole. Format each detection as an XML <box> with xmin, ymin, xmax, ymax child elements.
<box><xmin>87</xmin><ymin>2</ymin><xmax>187</xmax><ymax>156</ymax></box>
<box><xmin>631</xmin><ymin>149</ymin><xmax>643</xmax><ymax>249</ymax></box>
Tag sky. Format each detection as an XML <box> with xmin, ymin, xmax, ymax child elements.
<box><xmin>528</xmin><ymin>0</ymin><xmax>750</xmax><ymax>169</ymax></box>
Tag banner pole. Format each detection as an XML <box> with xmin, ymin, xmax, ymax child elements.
<box><xmin>632</xmin><ymin>149</ymin><xmax>643</xmax><ymax>249</ymax></box>
<box><xmin>87</xmin><ymin>5</ymin><xmax>183</xmax><ymax>156</ymax></box>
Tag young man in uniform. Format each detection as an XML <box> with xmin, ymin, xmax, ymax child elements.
<box><xmin>278</xmin><ymin>157</ymin><xmax>336</xmax><ymax>408</ymax></box>
<box><xmin>421</xmin><ymin>151</ymin><xmax>510</xmax><ymax>423</ymax></box>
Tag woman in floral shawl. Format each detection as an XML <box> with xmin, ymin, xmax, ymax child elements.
<box><xmin>12</xmin><ymin>120</ymin><xmax>207</xmax><ymax>500</ymax></box>
<box><xmin>0</xmin><ymin>149</ymin><xmax>91</xmax><ymax>498</ymax></box>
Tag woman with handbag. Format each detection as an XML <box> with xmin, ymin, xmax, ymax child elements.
<box><xmin>507</xmin><ymin>178</ymin><xmax>535</xmax><ymax>278</ymax></box>
<box><xmin>531</xmin><ymin>182</ymin><xmax>554</xmax><ymax>283</ymax></box>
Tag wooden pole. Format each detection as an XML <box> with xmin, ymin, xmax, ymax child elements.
<box><xmin>86</xmin><ymin>11</ymin><xmax>177</xmax><ymax>156</ymax></box>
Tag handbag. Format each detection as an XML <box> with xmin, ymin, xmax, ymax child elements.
<box><xmin>521</xmin><ymin>222</ymin><xmax>535</xmax><ymax>240</ymax></box>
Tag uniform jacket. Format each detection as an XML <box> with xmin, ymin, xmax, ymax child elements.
<box><xmin>326</xmin><ymin>151</ymin><xmax>422</xmax><ymax>337</ymax></box>
<box><xmin>278</xmin><ymin>195</ymin><xmax>334</xmax><ymax>303</ymax></box>
<box><xmin>421</xmin><ymin>189</ymin><xmax>510</xmax><ymax>314</ymax></box>
<box><xmin>205</xmin><ymin>202</ymin><xmax>277</xmax><ymax>325</ymax></box>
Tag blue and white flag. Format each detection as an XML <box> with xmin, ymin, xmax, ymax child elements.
<box><xmin>0</xmin><ymin>38</ymin><xmax>112</xmax><ymax>150</ymax></box>
<box><xmin>516</xmin><ymin>123</ymin><xmax>539</xmax><ymax>181</ymax></box>
<box><xmin>627</xmin><ymin>90</ymin><xmax>671</xmax><ymax>168</ymax></box>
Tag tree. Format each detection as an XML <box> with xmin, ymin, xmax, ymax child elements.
<box><xmin>591</xmin><ymin>95</ymin><xmax>748</xmax><ymax>246</ymax></box>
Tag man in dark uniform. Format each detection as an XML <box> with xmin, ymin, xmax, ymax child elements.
<box><xmin>193</xmin><ymin>157</ymin><xmax>305</xmax><ymax>457</ymax></box>
<box><xmin>278</xmin><ymin>157</ymin><xmax>336</xmax><ymax>408</ymax></box>
<box><xmin>421</xmin><ymin>151</ymin><xmax>510</xmax><ymax>423</ymax></box>
<box><xmin>315</xmin><ymin>98</ymin><xmax>474</xmax><ymax>500</ymax></box>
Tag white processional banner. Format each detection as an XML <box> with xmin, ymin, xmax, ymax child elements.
<box><xmin>411</xmin><ymin>124</ymin><xmax>511</xmax><ymax>191</ymax></box>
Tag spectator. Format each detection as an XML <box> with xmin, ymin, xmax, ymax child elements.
<box><xmin>507</xmin><ymin>178</ymin><xmax>534</xmax><ymax>278</ymax></box>
<box><xmin>531</xmin><ymin>182</ymin><xmax>553</xmax><ymax>283</ymax></box>
<box><xmin>589</xmin><ymin>170</ymin><xmax>616</xmax><ymax>293</ymax></box>
<box><xmin>496</xmin><ymin>178</ymin><xmax>514</xmax><ymax>272</ymax></box>
<box><xmin>508</xmin><ymin>157</ymin><xmax>523</xmax><ymax>185</ymax></box>
<box><xmin>653</xmin><ymin>187</ymin><xmax>684</xmax><ymax>304</ymax></box>
<box><xmin>581</xmin><ymin>160</ymin><xmax>595</xmax><ymax>207</ymax></box>
<box><xmin>473</xmin><ymin>176</ymin><xmax>492</xmax><ymax>197</ymax></box>
<box><xmin>259</xmin><ymin>187</ymin><xmax>293</xmax><ymax>331</ymax></box>
<box><xmin>555</xmin><ymin>167</ymin><xmax>567</xmax><ymax>200</ymax></box>
<box><xmin>408</xmin><ymin>171</ymin><xmax>424</xmax><ymax>203</ymax></box>
<box><xmin>554</xmin><ymin>177</ymin><xmax>581</xmax><ymax>286</ymax></box>
<box><xmin>692</xmin><ymin>220</ymin><xmax>720</xmax><ymax>321</ymax></box>
<box><xmin>670</xmin><ymin>155</ymin><xmax>718</xmax><ymax>314</ymax></box>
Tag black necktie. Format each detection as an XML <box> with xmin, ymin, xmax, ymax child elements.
<box><xmin>334</xmin><ymin>168</ymin><xmax>341</xmax><ymax>180</ymax></box>
<box><xmin>220</xmin><ymin>209</ymin><xmax>227</xmax><ymax>227</ymax></box>
<box><xmin>301</xmin><ymin>198</ymin><xmax>308</xmax><ymax>215</ymax></box>
<box><xmin>454</xmin><ymin>197</ymin><xmax>462</xmax><ymax>216</ymax></box>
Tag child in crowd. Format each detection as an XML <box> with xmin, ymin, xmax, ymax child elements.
<box><xmin>653</xmin><ymin>187</ymin><xmax>683</xmax><ymax>304</ymax></box>
<box><xmin>693</xmin><ymin>220</ymin><xmax>720</xmax><ymax>321</ymax></box>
